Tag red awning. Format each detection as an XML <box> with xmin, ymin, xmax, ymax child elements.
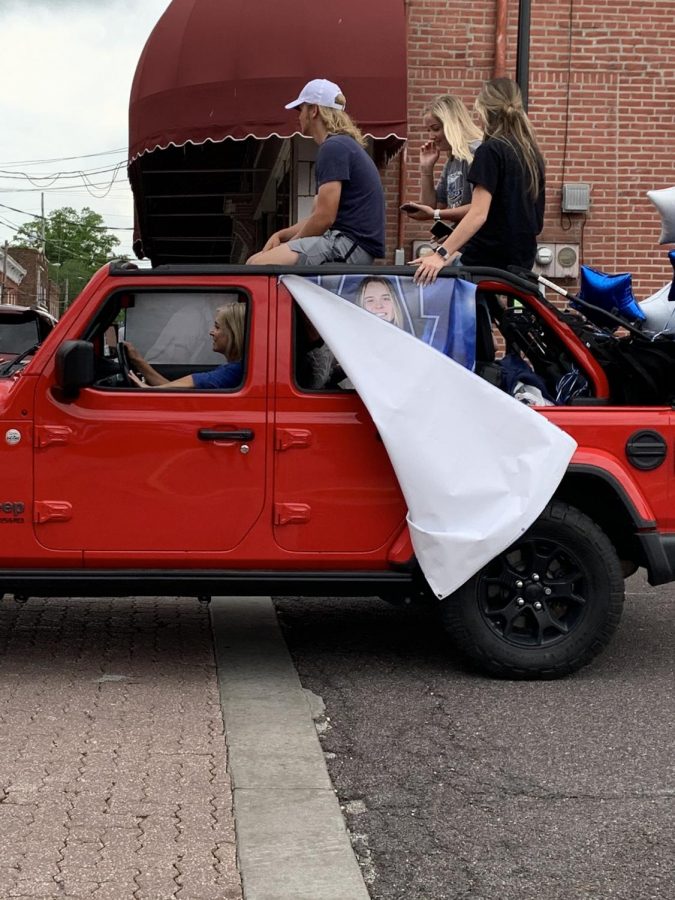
<box><xmin>129</xmin><ymin>0</ymin><xmax>407</xmax><ymax>161</ymax></box>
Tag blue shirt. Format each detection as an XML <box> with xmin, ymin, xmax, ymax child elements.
<box><xmin>192</xmin><ymin>361</ymin><xmax>243</xmax><ymax>389</ymax></box>
<box><xmin>316</xmin><ymin>135</ymin><xmax>385</xmax><ymax>258</ymax></box>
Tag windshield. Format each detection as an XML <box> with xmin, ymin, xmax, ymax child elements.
<box><xmin>0</xmin><ymin>320</ymin><xmax>40</xmax><ymax>355</ymax></box>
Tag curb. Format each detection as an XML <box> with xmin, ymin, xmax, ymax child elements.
<box><xmin>211</xmin><ymin>596</ymin><xmax>370</xmax><ymax>900</ymax></box>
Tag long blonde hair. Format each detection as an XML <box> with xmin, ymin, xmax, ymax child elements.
<box><xmin>427</xmin><ymin>94</ymin><xmax>482</xmax><ymax>163</ymax></box>
<box><xmin>215</xmin><ymin>301</ymin><xmax>246</xmax><ymax>361</ymax></box>
<box><xmin>474</xmin><ymin>78</ymin><xmax>544</xmax><ymax>199</ymax></box>
<box><xmin>316</xmin><ymin>94</ymin><xmax>366</xmax><ymax>147</ymax></box>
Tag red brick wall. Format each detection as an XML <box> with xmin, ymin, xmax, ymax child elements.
<box><xmin>382</xmin><ymin>0</ymin><xmax>675</xmax><ymax>296</ymax></box>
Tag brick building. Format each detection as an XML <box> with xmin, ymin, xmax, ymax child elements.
<box><xmin>0</xmin><ymin>247</ymin><xmax>27</xmax><ymax>305</ymax></box>
<box><xmin>130</xmin><ymin>0</ymin><xmax>675</xmax><ymax>297</ymax></box>
<box><xmin>6</xmin><ymin>247</ymin><xmax>60</xmax><ymax>318</ymax></box>
<box><xmin>387</xmin><ymin>0</ymin><xmax>674</xmax><ymax>297</ymax></box>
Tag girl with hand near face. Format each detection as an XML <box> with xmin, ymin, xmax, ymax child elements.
<box><xmin>413</xmin><ymin>78</ymin><xmax>546</xmax><ymax>286</ymax></box>
<box><xmin>401</xmin><ymin>94</ymin><xmax>482</xmax><ymax>228</ymax></box>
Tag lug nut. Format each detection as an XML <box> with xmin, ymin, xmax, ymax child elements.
<box><xmin>533</xmin><ymin>600</ymin><xmax>543</xmax><ymax>611</ymax></box>
<box><xmin>544</xmin><ymin>587</ymin><xmax>552</xmax><ymax>596</ymax></box>
<box><xmin>515</xmin><ymin>580</ymin><xmax>524</xmax><ymax>589</ymax></box>
<box><xmin>532</xmin><ymin>573</ymin><xmax>540</xmax><ymax>582</ymax></box>
<box><xmin>516</xmin><ymin>597</ymin><xmax>525</xmax><ymax>607</ymax></box>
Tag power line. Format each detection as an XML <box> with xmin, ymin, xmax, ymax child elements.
<box><xmin>0</xmin><ymin>165</ymin><xmax>123</xmax><ymax>181</ymax></box>
<box><xmin>0</xmin><ymin>202</ymin><xmax>133</xmax><ymax>232</ymax></box>
<box><xmin>0</xmin><ymin>148</ymin><xmax>127</xmax><ymax>167</ymax></box>
<box><xmin>0</xmin><ymin>216</ymin><xmax>20</xmax><ymax>232</ymax></box>
<box><xmin>0</xmin><ymin>162</ymin><xmax>126</xmax><ymax>199</ymax></box>
<box><xmin>0</xmin><ymin>186</ymin><xmax>131</xmax><ymax>196</ymax></box>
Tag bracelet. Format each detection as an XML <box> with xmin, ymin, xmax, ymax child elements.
<box><xmin>433</xmin><ymin>209</ymin><xmax>441</xmax><ymax>221</ymax></box>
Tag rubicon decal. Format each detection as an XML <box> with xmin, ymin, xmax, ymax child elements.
<box><xmin>0</xmin><ymin>501</ymin><xmax>25</xmax><ymax>524</ymax></box>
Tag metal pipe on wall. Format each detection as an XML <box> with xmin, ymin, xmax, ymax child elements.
<box><xmin>397</xmin><ymin>0</ymin><xmax>412</xmax><ymax>253</ymax></box>
<box><xmin>516</xmin><ymin>0</ymin><xmax>532</xmax><ymax>110</ymax></box>
<box><xmin>494</xmin><ymin>0</ymin><xmax>508</xmax><ymax>77</ymax></box>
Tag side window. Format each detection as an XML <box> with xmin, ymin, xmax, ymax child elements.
<box><xmin>292</xmin><ymin>302</ymin><xmax>352</xmax><ymax>392</ymax></box>
<box><xmin>90</xmin><ymin>290</ymin><xmax>249</xmax><ymax>391</ymax></box>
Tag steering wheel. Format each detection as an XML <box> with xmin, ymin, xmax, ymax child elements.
<box><xmin>116</xmin><ymin>341</ymin><xmax>134</xmax><ymax>386</ymax></box>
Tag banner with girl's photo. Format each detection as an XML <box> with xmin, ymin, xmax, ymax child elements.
<box><xmin>282</xmin><ymin>273</ymin><xmax>576</xmax><ymax>600</ymax></box>
<box><xmin>310</xmin><ymin>272</ymin><xmax>477</xmax><ymax>369</ymax></box>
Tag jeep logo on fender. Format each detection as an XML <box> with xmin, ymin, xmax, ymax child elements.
<box><xmin>0</xmin><ymin>501</ymin><xmax>25</xmax><ymax>523</ymax></box>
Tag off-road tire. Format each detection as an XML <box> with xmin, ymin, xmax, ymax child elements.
<box><xmin>440</xmin><ymin>501</ymin><xmax>625</xmax><ymax>679</ymax></box>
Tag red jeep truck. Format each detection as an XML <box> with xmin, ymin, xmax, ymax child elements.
<box><xmin>1</xmin><ymin>262</ymin><xmax>673</xmax><ymax>678</ymax></box>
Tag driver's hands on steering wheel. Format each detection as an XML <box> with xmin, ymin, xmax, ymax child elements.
<box><xmin>128</xmin><ymin>370</ymin><xmax>146</xmax><ymax>387</ymax></box>
<box><xmin>123</xmin><ymin>341</ymin><xmax>143</xmax><ymax>367</ymax></box>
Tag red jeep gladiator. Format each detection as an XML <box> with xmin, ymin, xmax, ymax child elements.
<box><xmin>1</xmin><ymin>262</ymin><xmax>673</xmax><ymax>679</ymax></box>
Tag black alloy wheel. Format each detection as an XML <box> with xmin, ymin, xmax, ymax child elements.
<box><xmin>441</xmin><ymin>502</ymin><xmax>625</xmax><ymax>679</ymax></box>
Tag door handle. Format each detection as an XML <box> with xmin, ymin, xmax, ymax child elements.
<box><xmin>198</xmin><ymin>428</ymin><xmax>254</xmax><ymax>442</ymax></box>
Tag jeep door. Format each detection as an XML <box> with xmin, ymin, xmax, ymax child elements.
<box><xmin>33</xmin><ymin>279</ymin><xmax>268</xmax><ymax>555</ymax></box>
<box><xmin>272</xmin><ymin>282</ymin><xmax>407</xmax><ymax>555</ymax></box>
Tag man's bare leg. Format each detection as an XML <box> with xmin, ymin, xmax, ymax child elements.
<box><xmin>246</xmin><ymin>244</ymin><xmax>300</xmax><ymax>265</ymax></box>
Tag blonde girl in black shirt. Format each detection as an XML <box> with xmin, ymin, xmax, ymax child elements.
<box><xmin>414</xmin><ymin>78</ymin><xmax>545</xmax><ymax>284</ymax></box>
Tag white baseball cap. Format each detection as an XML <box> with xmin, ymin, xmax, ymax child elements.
<box><xmin>284</xmin><ymin>79</ymin><xmax>346</xmax><ymax>111</ymax></box>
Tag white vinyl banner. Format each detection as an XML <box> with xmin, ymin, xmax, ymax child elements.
<box><xmin>282</xmin><ymin>274</ymin><xmax>577</xmax><ymax>599</ymax></box>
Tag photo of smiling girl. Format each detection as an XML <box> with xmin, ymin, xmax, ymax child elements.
<box><xmin>357</xmin><ymin>277</ymin><xmax>406</xmax><ymax>329</ymax></box>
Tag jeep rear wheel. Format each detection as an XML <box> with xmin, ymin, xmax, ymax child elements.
<box><xmin>440</xmin><ymin>502</ymin><xmax>625</xmax><ymax>679</ymax></box>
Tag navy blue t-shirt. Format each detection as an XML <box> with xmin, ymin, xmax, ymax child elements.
<box><xmin>315</xmin><ymin>134</ymin><xmax>385</xmax><ymax>258</ymax></box>
<box><xmin>192</xmin><ymin>360</ymin><xmax>243</xmax><ymax>389</ymax></box>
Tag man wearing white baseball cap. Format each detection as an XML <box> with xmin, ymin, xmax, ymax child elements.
<box><xmin>247</xmin><ymin>78</ymin><xmax>385</xmax><ymax>266</ymax></box>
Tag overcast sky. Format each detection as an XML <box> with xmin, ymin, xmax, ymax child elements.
<box><xmin>0</xmin><ymin>0</ymin><xmax>171</xmax><ymax>259</ymax></box>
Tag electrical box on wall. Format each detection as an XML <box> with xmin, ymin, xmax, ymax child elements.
<box><xmin>555</xmin><ymin>244</ymin><xmax>580</xmax><ymax>278</ymax></box>
<box><xmin>533</xmin><ymin>243</ymin><xmax>555</xmax><ymax>275</ymax></box>
<box><xmin>411</xmin><ymin>239</ymin><xmax>435</xmax><ymax>260</ymax></box>
<box><xmin>533</xmin><ymin>243</ymin><xmax>580</xmax><ymax>278</ymax></box>
<box><xmin>561</xmin><ymin>183</ymin><xmax>590</xmax><ymax>213</ymax></box>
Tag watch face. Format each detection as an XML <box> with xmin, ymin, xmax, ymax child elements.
<box><xmin>436</xmin><ymin>246</ymin><xmax>448</xmax><ymax>259</ymax></box>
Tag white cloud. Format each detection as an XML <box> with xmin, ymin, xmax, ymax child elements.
<box><xmin>0</xmin><ymin>0</ymin><xmax>170</xmax><ymax>257</ymax></box>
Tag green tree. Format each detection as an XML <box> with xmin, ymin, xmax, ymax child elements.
<box><xmin>12</xmin><ymin>207</ymin><xmax>122</xmax><ymax>306</ymax></box>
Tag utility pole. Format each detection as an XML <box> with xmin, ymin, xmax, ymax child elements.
<box><xmin>1</xmin><ymin>240</ymin><xmax>7</xmax><ymax>303</ymax></box>
<box><xmin>38</xmin><ymin>192</ymin><xmax>46</xmax><ymax>307</ymax></box>
<box><xmin>41</xmin><ymin>193</ymin><xmax>46</xmax><ymax>253</ymax></box>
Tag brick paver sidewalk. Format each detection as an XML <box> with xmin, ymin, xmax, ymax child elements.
<box><xmin>0</xmin><ymin>596</ymin><xmax>242</xmax><ymax>900</ymax></box>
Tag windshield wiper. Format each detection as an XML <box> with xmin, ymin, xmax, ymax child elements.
<box><xmin>0</xmin><ymin>343</ymin><xmax>40</xmax><ymax>377</ymax></box>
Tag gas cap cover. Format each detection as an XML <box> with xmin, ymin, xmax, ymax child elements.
<box><xmin>625</xmin><ymin>430</ymin><xmax>667</xmax><ymax>471</ymax></box>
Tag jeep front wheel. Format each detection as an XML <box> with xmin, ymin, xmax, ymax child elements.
<box><xmin>440</xmin><ymin>502</ymin><xmax>625</xmax><ymax>679</ymax></box>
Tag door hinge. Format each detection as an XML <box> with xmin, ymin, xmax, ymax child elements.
<box><xmin>275</xmin><ymin>428</ymin><xmax>312</xmax><ymax>451</ymax></box>
<box><xmin>35</xmin><ymin>425</ymin><xmax>73</xmax><ymax>448</ymax></box>
<box><xmin>274</xmin><ymin>503</ymin><xmax>311</xmax><ymax>526</ymax></box>
<box><xmin>34</xmin><ymin>501</ymin><xmax>73</xmax><ymax>524</ymax></box>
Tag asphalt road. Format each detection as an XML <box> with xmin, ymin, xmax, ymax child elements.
<box><xmin>274</xmin><ymin>570</ymin><xmax>675</xmax><ymax>900</ymax></box>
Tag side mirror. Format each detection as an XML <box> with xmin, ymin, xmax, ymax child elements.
<box><xmin>55</xmin><ymin>340</ymin><xmax>95</xmax><ymax>397</ymax></box>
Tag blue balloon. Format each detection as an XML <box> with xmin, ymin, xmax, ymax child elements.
<box><xmin>576</xmin><ymin>265</ymin><xmax>646</xmax><ymax>326</ymax></box>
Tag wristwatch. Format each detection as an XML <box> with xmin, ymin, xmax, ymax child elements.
<box><xmin>435</xmin><ymin>246</ymin><xmax>449</xmax><ymax>259</ymax></box>
<box><xmin>433</xmin><ymin>209</ymin><xmax>442</xmax><ymax>221</ymax></box>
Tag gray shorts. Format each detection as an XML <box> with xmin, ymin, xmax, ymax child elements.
<box><xmin>287</xmin><ymin>230</ymin><xmax>374</xmax><ymax>266</ymax></box>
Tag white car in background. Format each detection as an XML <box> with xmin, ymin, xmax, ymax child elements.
<box><xmin>0</xmin><ymin>304</ymin><xmax>57</xmax><ymax>373</ymax></box>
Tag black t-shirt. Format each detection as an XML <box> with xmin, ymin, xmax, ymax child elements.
<box><xmin>461</xmin><ymin>138</ymin><xmax>545</xmax><ymax>270</ymax></box>
<box><xmin>315</xmin><ymin>134</ymin><xmax>385</xmax><ymax>258</ymax></box>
